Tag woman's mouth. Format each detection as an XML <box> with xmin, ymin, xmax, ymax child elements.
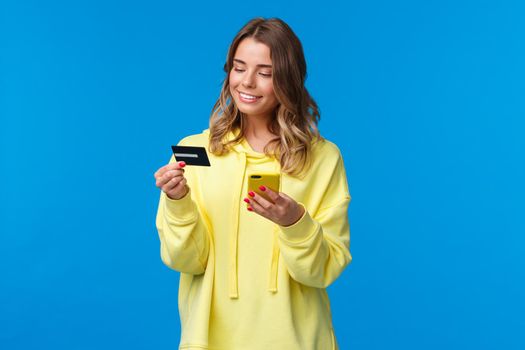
<box><xmin>238</xmin><ymin>91</ymin><xmax>262</xmax><ymax>103</ymax></box>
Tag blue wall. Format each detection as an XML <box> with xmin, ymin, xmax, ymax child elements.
<box><xmin>1</xmin><ymin>0</ymin><xmax>524</xmax><ymax>349</ymax></box>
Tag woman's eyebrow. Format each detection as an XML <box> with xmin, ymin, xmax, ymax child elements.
<box><xmin>233</xmin><ymin>58</ymin><xmax>272</xmax><ymax>68</ymax></box>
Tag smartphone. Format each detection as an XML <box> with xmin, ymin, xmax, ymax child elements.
<box><xmin>247</xmin><ymin>172</ymin><xmax>281</xmax><ymax>204</ymax></box>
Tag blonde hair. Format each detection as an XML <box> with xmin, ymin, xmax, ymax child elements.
<box><xmin>208</xmin><ymin>17</ymin><xmax>324</xmax><ymax>178</ymax></box>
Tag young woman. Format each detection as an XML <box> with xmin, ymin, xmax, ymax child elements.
<box><xmin>154</xmin><ymin>17</ymin><xmax>352</xmax><ymax>350</ymax></box>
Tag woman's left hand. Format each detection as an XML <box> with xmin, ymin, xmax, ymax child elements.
<box><xmin>244</xmin><ymin>186</ymin><xmax>305</xmax><ymax>227</ymax></box>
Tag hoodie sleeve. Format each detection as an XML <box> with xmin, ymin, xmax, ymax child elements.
<box><xmin>155</xmin><ymin>149</ymin><xmax>210</xmax><ymax>275</ymax></box>
<box><xmin>277</xmin><ymin>150</ymin><xmax>352</xmax><ymax>288</ymax></box>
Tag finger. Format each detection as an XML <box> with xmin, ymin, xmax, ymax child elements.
<box><xmin>162</xmin><ymin>169</ymin><xmax>184</xmax><ymax>182</ymax></box>
<box><xmin>258</xmin><ymin>185</ymin><xmax>284</xmax><ymax>205</ymax></box>
<box><xmin>154</xmin><ymin>165</ymin><xmax>169</xmax><ymax>179</ymax></box>
<box><xmin>172</xmin><ymin>177</ymin><xmax>188</xmax><ymax>192</ymax></box>
<box><xmin>166</xmin><ymin>178</ymin><xmax>188</xmax><ymax>200</ymax></box>
<box><xmin>155</xmin><ymin>161</ymin><xmax>185</xmax><ymax>178</ymax></box>
<box><xmin>156</xmin><ymin>169</ymin><xmax>184</xmax><ymax>187</ymax></box>
<box><xmin>248</xmin><ymin>190</ymin><xmax>273</xmax><ymax>210</ymax></box>
<box><xmin>162</xmin><ymin>175</ymin><xmax>183</xmax><ymax>192</ymax></box>
<box><xmin>246</xmin><ymin>196</ymin><xmax>270</xmax><ymax>218</ymax></box>
<box><xmin>278</xmin><ymin>191</ymin><xmax>298</xmax><ymax>205</ymax></box>
<box><xmin>162</xmin><ymin>175</ymin><xmax>184</xmax><ymax>192</ymax></box>
<box><xmin>168</xmin><ymin>161</ymin><xmax>187</xmax><ymax>171</ymax></box>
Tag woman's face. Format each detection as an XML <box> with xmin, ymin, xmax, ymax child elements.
<box><xmin>229</xmin><ymin>37</ymin><xmax>280</xmax><ymax>121</ymax></box>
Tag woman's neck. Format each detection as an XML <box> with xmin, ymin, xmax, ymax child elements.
<box><xmin>243</xmin><ymin>115</ymin><xmax>274</xmax><ymax>140</ymax></box>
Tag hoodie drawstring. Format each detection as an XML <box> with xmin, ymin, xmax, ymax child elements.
<box><xmin>268</xmin><ymin>159</ymin><xmax>282</xmax><ymax>293</ymax></box>
<box><xmin>268</xmin><ymin>225</ymin><xmax>280</xmax><ymax>293</ymax></box>
<box><xmin>228</xmin><ymin>134</ymin><xmax>282</xmax><ymax>298</ymax></box>
<box><xmin>229</xmin><ymin>152</ymin><xmax>247</xmax><ymax>299</ymax></box>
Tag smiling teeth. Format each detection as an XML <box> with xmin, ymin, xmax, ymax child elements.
<box><xmin>240</xmin><ymin>92</ymin><xmax>259</xmax><ymax>99</ymax></box>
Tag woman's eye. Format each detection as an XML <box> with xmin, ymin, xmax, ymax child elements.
<box><xmin>233</xmin><ymin>68</ymin><xmax>271</xmax><ymax>77</ymax></box>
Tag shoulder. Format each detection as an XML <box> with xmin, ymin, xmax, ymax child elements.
<box><xmin>177</xmin><ymin>128</ymin><xmax>210</xmax><ymax>147</ymax></box>
<box><xmin>310</xmin><ymin>137</ymin><xmax>344</xmax><ymax>165</ymax></box>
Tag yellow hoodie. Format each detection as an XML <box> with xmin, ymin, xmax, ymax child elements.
<box><xmin>155</xmin><ymin>128</ymin><xmax>352</xmax><ymax>350</ymax></box>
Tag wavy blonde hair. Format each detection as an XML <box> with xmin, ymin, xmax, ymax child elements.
<box><xmin>208</xmin><ymin>17</ymin><xmax>324</xmax><ymax>178</ymax></box>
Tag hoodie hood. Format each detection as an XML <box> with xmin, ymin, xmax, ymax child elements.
<box><xmin>205</xmin><ymin>128</ymin><xmax>282</xmax><ymax>298</ymax></box>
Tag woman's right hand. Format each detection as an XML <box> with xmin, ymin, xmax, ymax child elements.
<box><xmin>154</xmin><ymin>161</ymin><xmax>189</xmax><ymax>200</ymax></box>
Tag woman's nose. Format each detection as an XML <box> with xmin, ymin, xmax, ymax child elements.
<box><xmin>242</xmin><ymin>73</ymin><xmax>255</xmax><ymax>88</ymax></box>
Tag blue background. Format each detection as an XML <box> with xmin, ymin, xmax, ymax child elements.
<box><xmin>1</xmin><ymin>0</ymin><xmax>524</xmax><ymax>349</ymax></box>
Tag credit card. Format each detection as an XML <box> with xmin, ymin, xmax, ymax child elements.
<box><xmin>171</xmin><ymin>145</ymin><xmax>211</xmax><ymax>166</ymax></box>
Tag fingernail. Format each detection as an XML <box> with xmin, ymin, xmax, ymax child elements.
<box><xmin>243</xmin><ymin>198</ymin><xmax>250</xmax><ymax>203</ymax></box>
<box><xmin>248</xmin><ymin>191</ymin><xmax>255</xmax><ymax>197</ymax></box>
<box><xmin>259</xmin><ymin>185</ymin><xmax>266</xmax><ymax>191</ymax></box>
<box><xmin>178</xmin><ymin>161</ymin><xmax>186</xmax><ymax>167</ymax></box>
<box><xmin>247</xmin><ymin>207</ymin><xmax>253</xmax><ymax>211</ymax></box>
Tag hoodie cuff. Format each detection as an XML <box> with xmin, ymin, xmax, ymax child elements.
<box><xmin>278</xmin><ymin>203</ymin><xmax>319</xmax><ymax>244</ymax></box>
<box><xmin>163</xmin><ymin>188</ymin><xmax>197</xmax><ymax>223</ymax></box>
